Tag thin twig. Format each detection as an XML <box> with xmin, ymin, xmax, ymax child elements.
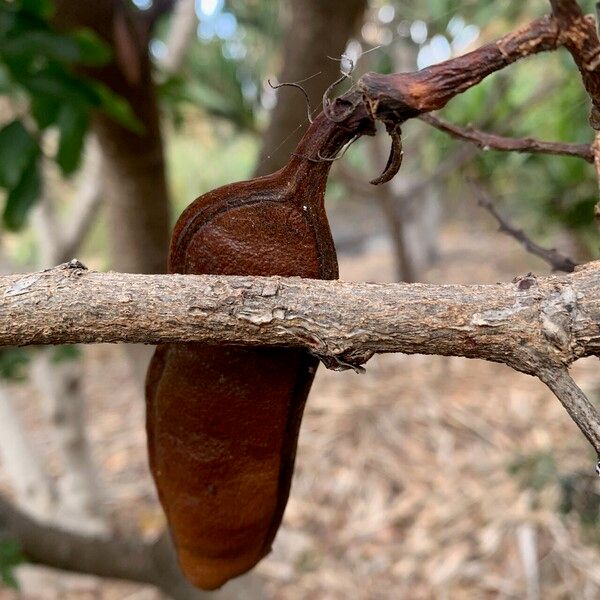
<box><xmin>268</xmin><ymin>72</ymin><xmax>322</xmax><ymax>124</ymax></box>
<box><xmin>469</xmin><ymin>179</ymin><xmax>578</xmax><ymax>273</ymax></box>
<box><xmin>420</xmin><ymin>113</ymin><xmax>594</xmax><ymax>163</ymax></box>
<box><xmin>538</xmin><ymin>367</ymin><xmax>600</xmax><ymax>459</ymax></box>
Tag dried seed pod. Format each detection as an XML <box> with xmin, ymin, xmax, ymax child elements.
<box><xmin>145</xmin><ymin>111</ymin><xmax>375</xmax><ymax>589</ymax></box>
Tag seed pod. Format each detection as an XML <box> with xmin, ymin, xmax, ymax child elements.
<box><xmin>145</xmin><ymin>111</ymin><xmax>375</xmax><ymax>589</ymax></box>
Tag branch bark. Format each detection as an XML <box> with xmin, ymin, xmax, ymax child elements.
<box><xmin>1</xmin><ymin>261</ymin><xmax>598</xmax><ymax>371</ymax></box>
<box><xmin>2</xmin><ymin>262</ymin><xmax>600</xmax><ymax>457</ymax></box>
<box><xmin>419</xmin><ymin>113</ymin><xmax>594</xmax><ymax>162</ymax></box>
<box><xmin>357</xmin><ymin>15</ymin><xmax>562</xmax><ymax>126</ymax></box>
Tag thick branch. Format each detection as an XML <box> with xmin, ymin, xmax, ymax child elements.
<box><xmin>1</xmin><ymin>262</ymin><xmax>598</xmax><ymax>374</ymax></box>
<box><xmin>420</xmin><ymin>113</ymin><xmax>594</xmax><ymax>162</ymax></box>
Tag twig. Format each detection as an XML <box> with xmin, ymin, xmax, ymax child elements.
<box><xmin>420</xmin><ymin>113</ymin><xmax>594</xmax><ymax>163</ymax></box>
<box><xmin>469</xmin><ymin>179</ymin><xmax>578</xmax><ymax>273</ymax></box>
<box><xmin>268</xmin><ymin>73</ymin><xmax>322</xmax><ymax>124</ymax></box>
<box><xmin>549</xmin><ymin>0</ymin><xmax>600</xmax><ymax>124</ymax></box>
<box><xmin>538</xmin><ymin>367</ymin><xmax>600</xmax><ymax>459</ymax></box>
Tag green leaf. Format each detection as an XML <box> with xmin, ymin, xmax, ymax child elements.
<box><xmin>56</xmin><ymin>105</ymin><xmax>89</xmax><ymax>175</ymax></box>
<box><xmin>71</xmin><ymin>28</ymin><xmax>112</xmax><ymax>66</ymax></box>
<box><xmin>19</xmin><ymin>71</ymin><xmax>98</xmax><ymax>107</ymax></box>
<box><xmin>0</xmin><ymin>30</ymin><xmax>82</xmax><ymax>64</ymax></box>
<box><xmin>0</xmin><ymin>120</ymin><xmax>37</xmax><ymax>189</ymax></box>
<box><xmin>0</xmin><ymin>539</ymin><xmax>24</xmax><ymax>589</ymax></box>
<box><xmin>3</xmin><ymin>154</ymin><xmax>41</xmax><ymax>230</ymax></box>
<box><xmin>20</xmin><ymin>0</ymin><xmax>55</xmax><ymax>19</ymax></box>
<box><xmin>30</xmin><ymin>95</ymin><xmax>60</xmax><ymax>129</ymax></box>
<box><xmin>0</xmin><ymin>348</ymin><xmax>29</xmax><ymax>380</ymax></box>
<box><xmin>94</xmin><ymin>84</ymin><xmax>144</xmax><ymax>134</ymax></box>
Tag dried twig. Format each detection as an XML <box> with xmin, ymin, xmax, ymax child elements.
<box><xmin>469</xmin><ymin>179</ymin><xmax>578</xmax><ymax>273</ymax></box>
<box><xmin>268</xmin><ymin>72</ymin><xmax>322</xmax><ymax>124</ymax></box>
<box><xmin>539</xmin><ymin>367</ymin><xmax>600</xmax><ymax>459</ymax></box>
<box><xmin>420</xmin><ymin>113</ymin><xmax>594</xmax><ymax>163</ymax></box>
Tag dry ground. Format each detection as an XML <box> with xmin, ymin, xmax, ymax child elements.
<box><xmin>0</xmin><ymin>218</ymin><xmax>599</xmax><ymax>599</ymax></box>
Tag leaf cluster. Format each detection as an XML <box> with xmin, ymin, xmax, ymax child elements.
<box><xmin>0</xmin><ymin>0</ymin><xmax>139</xmax><ymax>230</ymax></box>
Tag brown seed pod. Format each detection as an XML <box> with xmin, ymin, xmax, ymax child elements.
<box><xmin>145</xmin><ymin>110</ymin><xmax>375</xmax><ymax>590</ymax></box>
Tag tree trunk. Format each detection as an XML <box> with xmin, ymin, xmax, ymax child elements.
<box><xmin>254</xmin><ymin>0</ymin><xmax>367</xmax><ymax>176</ymax></box>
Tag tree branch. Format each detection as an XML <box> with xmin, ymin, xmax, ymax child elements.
<box><xmin>1</xmin><ymin>261</ymin><xmax>598</xmax><ymax>369</ymax></box>
<box><xmin>356</xmin><ymin>15</ymin><xmax>561</xmax><ymax>125</ymax></box>
<box><xmin>538</xmin><ymin>367</ymin><xmax>600</xmax><ymax>459</ymax></box>
<box><xmin>419</xmin><ymin>113</ymin><xmax>594</xmax><ymax>162</ymax></box>
<box><xmin>1</xmin><ymin>262</ymin><xmax>599</xmax><ymax>458</ymax></box>
<box><xmin>469</xmin><ymin>179</ymin><xmax>578</xmax><ymax>273</ymax></box>
<box><xmin>550</xmin><ymin>0</ymin><xmax>600</xmax><ymax>124</ymax></box>
<box><xmin>0</xmin><ymin>493</ymin><xmax>262</xmax><ymax>600</ymax></box>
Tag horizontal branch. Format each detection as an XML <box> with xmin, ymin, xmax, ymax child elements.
<box><xmin>0</xmin><ymin>493</ymin><xmax>256</xmax><ymax>600</ymax></box>
<box><xmin>420</xmin><ymin>113</ymin><xmax>594</xmax><ymax>162</ymax></box>
<box><xmin>2</xmin><ymin>261</ymin><xmax>599</xmax><ymax>375</ymax></box>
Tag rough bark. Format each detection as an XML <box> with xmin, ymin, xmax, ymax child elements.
<box><xmin>254</xmin><ymin>0</ymin><xmax>367</xmax><ymax>176</ymax></box>
<box><xmin>2</xmin><ymin>261</ymin><xmax>600</xmax><ymax>456</ymax></box>
<box><xmin>1</xmin><ymin>262</ymin><xmax>598</xmax><ymax>373</ymax></box>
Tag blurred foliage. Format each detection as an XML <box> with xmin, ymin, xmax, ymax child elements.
<box><xmin>158</xmin><ymin>42</ymin><xmax>257</xmax><ymax>131</ymax></box>
<box><xmin>50</xmin><ymin>344</ymin><xmax>81</xmax><ymax>363</ymax></box>
<box><xmin>0</xmin><ymin>0</ymin><xmax>140</xmax><ymax>230</ymax></box>
<box><xmin>0</xmin><ymin>347</ymin><xmax>29</xmax><ymax>380</ymax></box>
<box><xmin>0</xmin><ymin>539</ymin><xmax>23</xmax><ymax>589</ymax></box>
<box><xmin>509</xmin><ymin>450</ymin><xmax>558</xmax><ymax>493</ymax></box>
<box><xmin>157</xmin><ymin>0</ymin><xmax>279</xmax><ymax>132</ymax></box>
<box><xmin>509</xmin><ymin>450</ymin><xmax>600</xmax><ymax>542</ymax></box>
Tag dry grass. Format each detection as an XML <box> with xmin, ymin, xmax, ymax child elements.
<box><xmin>1</xmin><ymin>223</ymin><xmax>599</xmax><ymax>599</ymax></box>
